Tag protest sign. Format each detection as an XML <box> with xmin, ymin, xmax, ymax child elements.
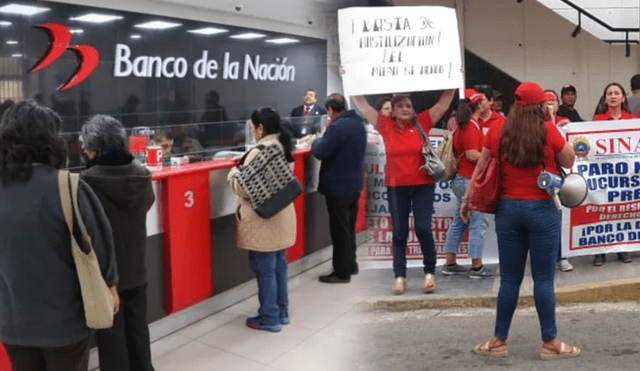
<box><xmin>338</xmin><ymin>6</ymin><xmax>463</xmax><ymax>97</ymax></box>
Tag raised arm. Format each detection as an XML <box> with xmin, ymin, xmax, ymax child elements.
<box><xmin>352</xmin><ymin>95</ymin><xmax>379</xmax><ymax>125</ymax></box>
<box><xmin>429</xmin><ymin>89</ymin><xmax>456</xmax><ymax>124</ymax></box>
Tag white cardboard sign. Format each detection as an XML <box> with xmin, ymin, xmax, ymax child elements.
<box><xmin>338</xmin><ymin>6</ymin><xmax>463</xmax><ymax>96</ymax></box>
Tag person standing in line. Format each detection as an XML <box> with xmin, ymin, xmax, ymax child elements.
<box><xmin>474</xmin><ymin>85</ymin><xmax>505</xmax><ymax>134</ymax></box>
<box><xmin>557</xmin><ymin>85</ymin><xmax>584</xmax><ymax>122</ymax></box>
<box><xmin>543</xmin><ymin>90</ymin><xmax>573</xmax><ymax>272</ymax></box>
<box><xmin>0</xmin><ymin>100</ymin><xmax>119</xmax><ymax>371</ymax></box>
<box><xmin>80</xmin><ymin>115</ymin><xmax>156</xmax><ymax>371</ymax></box>
<box><xmin>462</xmin><ymin>81</ymin><xmax>579</xmax><ymax>360</ymax></box>
<box><xmin>354</xmin><ymin>89</ymin><xmax>455</xmax><ymax>295</ymax></box>
<box><xmin>591</xmin><ymin>82</ymin><xmax>635</xmax><ymax>266</ymax></box>
<box><xmin>441</xmin><ymin>92</ymin><xmax>493</xmax><ymax>278</ymax></box>
<box><xmin>306</xmin><ymin>93</ymin><xmax>367</xmax><ymax>283</ymax></box>
<box><xmin>626</xmin><ymin>74</ymin><xmax>640</xmax><ymax>116</ymax></box>
<box><xmin>227</xmin><ymin>108</ymin><xmax>296</xmax><ymax>332</ymax></box>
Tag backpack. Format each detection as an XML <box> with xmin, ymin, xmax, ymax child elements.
<box><xmin>436</xmin><ymin>131</ymin><xmax>457</xmax><ymax>181</ymax></box>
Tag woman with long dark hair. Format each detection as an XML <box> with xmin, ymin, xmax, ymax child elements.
<box><xmin>0</xmin><ymin>100</ymin><xmax>118</xmax><ymax>371</ymax></box>
<box><xmin>441</xmin><ymin>92</ymin><xmax>492</xmax><ymax>278</ymax></box>
<box><xmin>354</xmin><ymin>90</ymin><xmax>455</xmax><ymax>294</ymax></box>
<box><xmin>462</xmin><ymin>82</ymin><xmax>579</xmax><ymax>360</ymax></box>
<box><xmin>227</xmin><ymin>107</ymin><xmax>296</xmax><ymax>332</ymax></box>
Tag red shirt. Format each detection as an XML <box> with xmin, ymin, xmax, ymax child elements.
<box><xmin>484</xmin><ymin>120</ymin><xmax>566</xmax><ymax>200</ymax></box>
<box><xmin>453</xmin><ymin>119</ymin><xmax>483</xmax><ymax>179</ymax></box>
<box><xmin>478</xmin><ymin>110</ymin><xmax>505</xmax><ymax>135</ymax></box>
<box><xmin>377</xmin><ymin>110</ymin><xmax>435</xmax><ymax>187</ymax></box>
<box><xmin>592</xmin><ymin>109</ymin><xmax>636</xmax><ymax>121</ymax></box>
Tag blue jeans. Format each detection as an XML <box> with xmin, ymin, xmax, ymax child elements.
<box><xmin>248</xmin><ymin>250</ymin><xmax>288</xmax><ymax>326</ymax></box>
<box><xmin>493</xmin><ymin>198</ymin><xmax>560</xmax><ymax>341</ymax></box>
<box><xmin>443</xmin><ymin>176</ymin><xmax>488</xmax><ymax>259</ymax></box>
<box><xmin>387</xmin><ymin>184</ymin><xmax>436</xmax><ymax>277</ymax></box>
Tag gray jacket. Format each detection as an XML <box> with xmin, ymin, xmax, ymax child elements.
<box><xmin>0</xmin><ymin>165</ymin><xmax>118</xmax><ymax>347</ymax></box>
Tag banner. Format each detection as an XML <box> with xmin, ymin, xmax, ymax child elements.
<box><xmin>560</xmin><ymin>119</ymin><xmax>640</xmax><ymax>257</ymax></box>
<box><xmin>338</xmin><ymin>6</ymin><xmax>463</xmax><ymax>97</ymax></box>
<box><xmin>360</xmin><ymin>128</ymin><xmax>499</xmax><ymax>266</ymax></box>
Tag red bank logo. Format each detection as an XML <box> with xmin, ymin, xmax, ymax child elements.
<box><xmin>30</xmin><ymin>23</ymin><xmax>99</xmax><ymax>91</ymax></box>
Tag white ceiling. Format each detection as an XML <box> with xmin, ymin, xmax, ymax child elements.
<box><xmin>536</xmin><ymin>0</ymin><xmax>639</xmax><ymax>42</ymax></box>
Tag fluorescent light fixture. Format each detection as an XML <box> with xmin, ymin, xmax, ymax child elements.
<box><xmin>130</xmin><ymin>34</ymin><xmax>141</xmax><ymax>39</ymax></box>
<box><xmin>187</xmin><ymin>27</ymin><xmax>228</xmax><ymax>35</ymax></box>
<box><xmin>0</xmin><ymin>21</ymin><xmax>11</xmax><ymax>26</ymax></box>
<box><xmin>69</xmin><ymin>13</ymin><xmax>123</xmax><ymax>23</ymax></box>
<box><xmin>11</xmin><ymin>53</ymin><xmax>22</xmax><ymax>57</ymax></box>
<box><xmin>69</xmin><ymin>29</ymin><xmax>84</xmax><ymax>34</ymax></box>
<box><xmin>134</xmin><ymin>21</ymin><xmax>181</xmax><ymax>30</ymax></box>
<box><xmin>6</xmin><ymin>40</ymin><xmax>18</xmax><ymax>44</ymax></box>
<box><xmin>265</xmin><ymin>38</ymin><xmax>300</xmax><ymax>44</ymax></box>
<box><xmin>230</xmin><ymin>32</ymin><xmax>266</xmax><ymax>39</ymax></box>
<box><xmin>0</xmin><ymin>4</ymin><xmax>50</xmax><ymax>16</ymax></box>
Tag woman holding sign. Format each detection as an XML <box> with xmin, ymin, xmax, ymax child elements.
<box><xmin>354</xmin><ymin>90</ymin><xmax>455</xmax><ymax>295</ymax></box>
<box><xmin>461</xmin><ymin>82</ymin><xmax>579</xmax><ymax>360</ymax></box>
<box><xmin>591</xmin><ymin>82</ymin><xmax>635</xmax><ymax>266</ymax></box>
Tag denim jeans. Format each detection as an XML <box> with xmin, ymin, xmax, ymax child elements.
<box><xmin>493</xmin><ymin>198</ymin><xmax>560</xmax><ymax>341</ymax></box>
<box><xmin>387</xmin><ymin>184</ymin><xmax>436</xmax><ymax>277</ymax></box>
<box><xmin>248</xmin><ymin>250</ymin><xmax>288</xmax><ymax>326</ymax></box>
<box><xmin>443</xmin><ymin>176</ymin><xmax>488</xmax><ymax>259</ymax></box>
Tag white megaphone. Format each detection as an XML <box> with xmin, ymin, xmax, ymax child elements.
<box><xmin>537</xmin><ymin>171</ymin><xmax>588</xmax><ymax>212</ymax></box>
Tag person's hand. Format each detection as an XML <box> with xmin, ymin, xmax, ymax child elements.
<box><xmin>109</xmin><ymin>286</ymin><xmax>120</xmax><ymax>315</ymax></box>
<box><xmin>557</xmin><ymin>119</ymin><xmax>570</xmax><ymax>127</ymax></box>
<box><xmin>460</xmin><ymin>198</ymin><xmax>472</xmax><ymax>224</ymax></box>
<box><xmin>297</xmin><ymin>134</ymin><xmax>317</xmax><ymax>146</ymax></box>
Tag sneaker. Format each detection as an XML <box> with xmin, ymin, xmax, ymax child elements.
<box><xmin>469</xmin><ymin>266</ymin><xmax>494</xmax><ymax>279</ymax></box>
<box><xmin>617</xmin><ymin>252</ymin><xmax>632</xmax><ymax>263</ymax></box>
<box><xmin>593</xmin><ymin>254</ymin><xmax>606</xmax><ymax>266</ymax></box>
<box><xmin>558</xmin><ymin>258</ymin><xmax>573</xmax><ymax>272</ymax></box>
<box><xmin>319</xmin><ymin>273</ymin><xmax>350</xmax><ymax>283</ymax></box>
<box><xmin>442</xmin><ymin>263</ymin><xmax>469</xmax><ymax>275</ymax></box>
<box><xmin>246</xmin><ymin>317</ymin><xmax>281</xmax><ymax>332</ymax></box>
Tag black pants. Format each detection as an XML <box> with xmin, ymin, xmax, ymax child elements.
<box><xmin>325</xmin><ymin>193</ymin><xmax>360</xmax><ymax>279</ymax></box>
<box><xmin>96</xmin><ymin>284</ymin><xmax>155</xmax><ymax>371</ymax></box>
<box><xmin>4</xmin><ymin>336</ymin><xmax>90</xmax><ymax>371</ymax></box>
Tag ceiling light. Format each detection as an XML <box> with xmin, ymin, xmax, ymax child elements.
<box><xmin>266</xmin><ymin>38</ymin><xmax>300</xmax><ymax>44</ymax></box>
<box><xmin>69</xmin><ymin>29</ymin><xmax>84</xmax><ymax>34</ymax></box>
<box><xmin>69</xmin><ymin>13</ymin><xmax>123</xmax><ymax>23</ymax></box>
<box><xmin>6</xmin><ymin>40</ymin><xmax>18</xmax><ymax>44</ymax></box>
<box><xmin>134</xmin><ymin>21</ymin><xmax>181</xmax><ymax>30</ymax></box>
<box><xmin>0</xmin><ymin>4</ymin><xmax>50</xmax><ymax>16</ymax></box>
<box><xmin>11</xmin><ymin>53</ymin><xmax>22</xmax><ymax>58</ymax></box>
<box><xmin>230</xmin><ymin>32</ymin><xmax>266</xmax><ymax>39</ymax></box>
<box><xmin>0</xmin><ymin>21</ymin><xmax>11</xmax><ymax>26</ymax></box>
<box><xmin>187</xmin><ymin>27</ymin><xmax>228</xmax><ymax>35</ymax></box>
<box><xmin>130</xmin><ymin>34</ymin><xmax>141</xmax><ymax>39</ymax></box>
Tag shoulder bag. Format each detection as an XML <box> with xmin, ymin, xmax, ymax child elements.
<box><xmin>58</xmin><ymin>170</ymin><xmax>115</xmax><ymax>329</ymax></box>
<box><xmin>436</xmin><ymin>131</ymin><xmax>457</xmax><ymax>181</ymax></box>
<box><xmin>238</xmin><ymin>144</ymin><xmax>302</xmax><ymax>219</ymax></box>
<box><xmin>469</xmin><ymin>140</ymin><xmax>501</xmax><ymax>214</ymax></box>
<box><xmin>415</xmin><ymin>123</ymin><xmax>446</xmax><ymax>180</ymax></box>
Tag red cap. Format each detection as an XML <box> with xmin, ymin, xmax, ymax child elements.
<box><xmin>514</xmin><ymin>81</ymin><xmax>545</xmax><ymax>106</ymax></box>
<box><xmin>469</xmin><ymin>93</ymin><xmax>486</xmax><ymax>105</ymax></box>
<box><xmin>464</xmin><ymin>88</ymin><xmax>478</xmax><ymax>99</ymax></box>
<box><xmin>543</xmin><ymin>91</ymin><xmax>557</xmax><ymax>102</ymax></box>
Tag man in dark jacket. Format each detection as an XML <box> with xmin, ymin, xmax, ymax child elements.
<box><xmin>80</xmin><ymin>115</ymin><xmax>156</xmax><ymax>371</ymax></box>
<box><xmin>311</xmin><ymin>93</ymin><xmax>366</xmax><ymax>283</ymax></box>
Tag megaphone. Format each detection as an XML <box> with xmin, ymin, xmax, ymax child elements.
<box><xmin>537</xmin><ymin>171</ymin><xmax>588</xmax><ymax>211</ymax></box>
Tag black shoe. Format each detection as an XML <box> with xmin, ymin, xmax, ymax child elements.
<box><xmin>593</xmin><ymin>254</ymin><xmax>606</xmax><ymax>266</ymax></box>
<box><xmin>319</xmin><ymin>273</ymin><xmax>350</xmax><ymax>283</ymax></box>
<box><xmin>618</xmin><ymin>252</ymin><xmax>632</xmax><ymax>263</ymax></box>
<box><xmin>351</xmin><ymin>265</ymin><xmax>359</xmax><ymax>275</ymax></box>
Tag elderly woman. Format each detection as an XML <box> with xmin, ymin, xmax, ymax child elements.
<box><xmin>227</xmin><ymin>107</ymin><xmax>296</xmax><ymax>333</ymax></box>
<box><xmin>0</xmin><ymin>101</ymin><xmax>118</xmax><ymax>371</ymax></box>
<box><xmin>462</xmin><ymin>82</ymin><xmax>579</xmax><ymax>360</ymax></box>
<box><xmin>80</xmin><ymin>115</ymin><xmax>156</xmax><ymax>371</ymax></box>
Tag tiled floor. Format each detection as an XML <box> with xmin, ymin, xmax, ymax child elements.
<box><xmin>149</xmin><ymin>260</ymin><xmax>370</xmax><ymax>371</ymax></box>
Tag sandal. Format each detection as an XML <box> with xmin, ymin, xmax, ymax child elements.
<box><xmin>540</xmin><ymin>340</ymin><xmax>581</xmax><ymax>360</ymax></box>
<box><xmin>423</xmin><ymin>273</ymin><xmax>436</xmax><ymax>294</ymax></box>
<box><xmin>392</xmin><ymin>277</ymin><xmax>406</xmax><ymax>295</ymax></box>
<box><xmin>473</xmin><ymin>339</ymin><xmax>508</xmax><ymax>357</ymax></box>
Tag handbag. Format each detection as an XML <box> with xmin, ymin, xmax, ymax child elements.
<box><xmin>415</xmin><ymin>123</ymin><xmax>446</xmax><ymax>180</ymax></box>
<box><xmin>469</xmin><ymin>141</ymin><xmax>501</xmax><ymax>214</ymax></box>
<box><xmin>436</xmin><ymin>131</ymin><xmax>457</xmax><ymax>181</ymax></box>
<box><xmin>238</xmin><ymin>144</ymin><xmax>302</xmax><ymax>219</ymax></box>
<box><xmin>58</xmin><ymin>170</ymin><xmax>115</xmax><ymax>329</ymax></box>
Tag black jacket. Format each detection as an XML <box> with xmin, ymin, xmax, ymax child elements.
<box><xmin>81</xmin><ymin>151</ymin><xmax>155</xmax><ymax>291</ymax></box>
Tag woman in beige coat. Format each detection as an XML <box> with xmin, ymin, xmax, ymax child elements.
<box><xmin>227</xmin><ymin>107</ymin><xmax>296</xmax><ymax>332</ymax></box>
